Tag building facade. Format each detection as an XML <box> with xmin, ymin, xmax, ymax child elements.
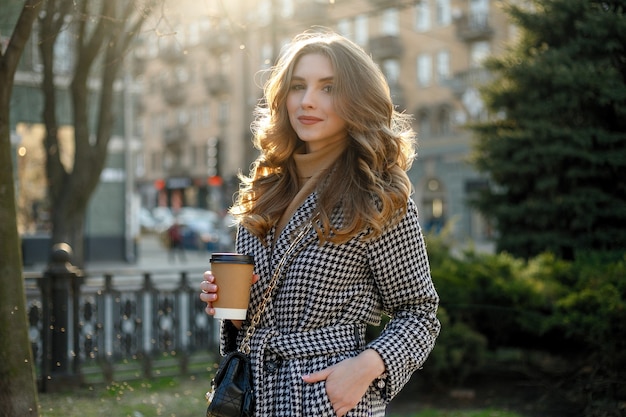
<box><xmin>136</xmin><ymin>0</ymin><xmax>514</xmax><ymax>245</ymax></box>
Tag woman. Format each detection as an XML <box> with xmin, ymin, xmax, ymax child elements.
<box><xmin>200</xmin><ymin>30</ymin><xmax>440</xmax><ymax>417</ymax></box>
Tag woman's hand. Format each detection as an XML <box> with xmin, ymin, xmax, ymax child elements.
<box><xmin>199</xmin><ymin>271</ymin><xmax>219</xmax><ymax>314</ymax></box>
<box><xmin>199</xmin><ymin>271</ymin><xmax>259</xmax><ymax>329</ymax></box>
<box><xmin>302</xmin><ymin>349</ymin><xmax>385</xmax><ymax>417</ymax></box>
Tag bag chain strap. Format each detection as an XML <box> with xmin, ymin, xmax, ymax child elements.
<box><xmin>239</xmin><ymin>219</ymin><xmax>315</xmax><ymax>354</ymax></box>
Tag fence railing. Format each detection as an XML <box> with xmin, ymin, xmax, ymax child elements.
<box><xmin>24</xmin><ymin>244</ymin><xmax>219</xmax><ymax>391</ymax></box>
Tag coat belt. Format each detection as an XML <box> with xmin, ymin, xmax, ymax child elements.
<box><xmin>263</xmin><ymin>323</ymin><xmax>367</xmax><ymax>360</ymax></box>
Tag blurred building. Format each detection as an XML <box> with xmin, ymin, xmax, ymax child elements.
<box><xmin>8</xmin><ymin>0</ymin><xmax>515</xmax><ymax>263</ymax></box>
<box><xmin>136</xmin><ymin>0</ymin><xmax>515</xmax><ymax>245</ymax></box>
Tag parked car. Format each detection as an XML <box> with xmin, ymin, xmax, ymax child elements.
<box><xmin>151</xmin><ymin>207</ymin><xmax>175</xmax><ymax>233</ymax></box>
<box><xmin>152</xmin><ymin>206</ymin><xmax>234</xmax><ymax>251</ymax></box>
<box><xmin>139</xmin><ymin>208</ymin><xmax>157</xmax><ymax>233</ymax></box>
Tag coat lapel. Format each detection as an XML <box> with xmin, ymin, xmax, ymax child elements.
<box><xmin>259</xmin><ymin>195</ymin><xmax>318</xmax><ymax>327</ymax></box>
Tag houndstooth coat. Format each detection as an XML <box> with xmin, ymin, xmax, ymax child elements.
<box><xmin>220</xmin><ymin>193</ymin><xmax>440</xmax><ymax>417</ymax></box>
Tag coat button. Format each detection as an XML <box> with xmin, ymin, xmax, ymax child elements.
<box><xmin>263</xmin><ymin>359</ymin><xmax>282</xmax><ymax>374</ymax></box>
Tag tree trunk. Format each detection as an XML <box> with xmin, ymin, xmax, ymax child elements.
<box><xmin>0</xmin><ymin>2</ymin><xmax>43</xmax><ymax>416</ymax></box>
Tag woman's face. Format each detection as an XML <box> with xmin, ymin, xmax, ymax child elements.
<box><xmin>286</xmin><ymin>53</ymin><xmax>348</xmax><ymax>153</ymax></box>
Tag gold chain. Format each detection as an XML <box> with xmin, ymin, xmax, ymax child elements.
<box><xmin>239</xmin><ymin>220</ymin><xmax>315</xmax><ymax>354</ymax></box>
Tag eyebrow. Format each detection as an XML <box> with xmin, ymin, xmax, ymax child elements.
<box><xmin>291</xmin><ymin>75</ymin><xmax>334</xmax><ymax>82</ymax></box>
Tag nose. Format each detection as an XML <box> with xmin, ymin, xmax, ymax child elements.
<box><xmin>300</xmin><ymin>88</ymin><xmax>316</xmax><ymax>108</ymax></box>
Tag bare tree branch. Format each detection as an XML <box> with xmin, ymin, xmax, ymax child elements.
<box><xmin>0</xmin><ymin>0</ymin><xmax>42</xmax><ymax>84</ymax></box>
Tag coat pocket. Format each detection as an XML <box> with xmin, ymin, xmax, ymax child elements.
<box><xmin>300</xmin><ymin>353</ymin><xmax>380</xmax><ymax>416</ymax></box>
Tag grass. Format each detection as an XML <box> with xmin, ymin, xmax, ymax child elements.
<box><xmin>39</xmin><ymin>376</ymin><xmax>207</xmax><ymax>417</ymax></box>
<box><xmin>38</xmin><ymin>375</ymin><xmax>525</xmax><ymax>417</ymax></box>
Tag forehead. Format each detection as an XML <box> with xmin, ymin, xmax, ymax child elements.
<box><xmin>292</xmin><ymin>53</ymin><xmax>335</xmax><ymax>79</ymax></box>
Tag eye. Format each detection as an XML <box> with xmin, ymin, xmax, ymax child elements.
<box><xmin>322</xmin><ymin>84</ymin><xmax>333</xmax><ymax>93</ymax></box>
<box><xmin>290</xmin><ymin>83</ymin><xmax>305</xmax><ymax>91</ymax></box>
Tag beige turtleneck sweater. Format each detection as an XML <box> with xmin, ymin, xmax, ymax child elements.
<box><xmin>274</xmin><ymin>140</ymin><xmax>348</xmax><ymax>239</ymax></box>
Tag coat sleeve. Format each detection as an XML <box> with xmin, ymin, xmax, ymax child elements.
<box><xmin>365</xmin><ymin>199</ymin><xmax>440</xmax><ymax>402</ymax></box>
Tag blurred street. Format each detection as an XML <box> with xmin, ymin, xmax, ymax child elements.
<box><xmin>133</xmin><ymin>232</ymin><xmax>215</xmax><ymax>270</ymax></box>
<box><xmin>22</xmin><ymin>232</ymin><xmax>217</xmax><ymax>276</ymax></box>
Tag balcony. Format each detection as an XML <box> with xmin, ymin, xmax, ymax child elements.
<box><xmin>163</xmin><ymin>124</ymin><xmax>188</xmax><ymax>148</ymax></box>
<box><xmin>454</xmin><ymin>12</ymin><xmax>494</xmax><ymax>42</ymax></box>
<box><xmin>205</xmin><ymin>74</ymin><xmax>230</xmax><ymax>97</ymax></box>
<box><xmin>162</xmin><ymin>82</ymin><xmax>186</xmax><ymax>107</ymax></box>
<box><xmin>368</xmin><ymin>35</ymin><xmax>403</xmax><ymax>61</ymax></box>
<box><xmin>442</xmin><ymin>68</ymin><xmax>491</xmax><ymax>96</ymax></box>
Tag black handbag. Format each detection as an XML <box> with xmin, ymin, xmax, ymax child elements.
<box><xmin>206</xmin><ymin>351</ymin><xmax>254</xmax><ymax>417</ymax></box>
<box><xmin>205</xmin><ymin>220</ymin><xmax>315</xmax><ymax>417</ymax></box>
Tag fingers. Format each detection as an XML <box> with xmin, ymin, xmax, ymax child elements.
<box><xmin>204</xmin><ymin>304</ymin><xmax>216</xmax><ymax>316</ymax></box>
<box><xmin>301</xmin><ymin>368</ymin><xmax>331</xmax><ymax>383</ymax></box>
<box><xmin>200</xmin><ymin>271</ymin><xmax>218</xmax><ymax>315</ymax></box>
<box><xmin>200</xmin><ymin>272</ymin><xmax>257</xmax><ymax>316</ymax></box>
<box><xmin>203</xmin><ymin>270</ymin><xmax>215</xmax><ymax>283</ymax></box>
<box><xmin>303</xmin><ymin>362</ymin><xmax>366</xmax><ymax>417</ymax></box>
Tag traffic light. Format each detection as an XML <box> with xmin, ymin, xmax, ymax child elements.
<box><xmin>206</xmin><ymin>137</ymin><xmax>220</xmax><ymax>177</ymax></box>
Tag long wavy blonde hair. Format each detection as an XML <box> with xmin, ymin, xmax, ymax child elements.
<box><xmin>231</xmin><ymin>30</ymin><xmax>416</xmax><ymax>244</ymax></box>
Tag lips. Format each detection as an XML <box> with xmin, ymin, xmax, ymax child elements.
<box><xmin>297</xmin><ymin>116</ymin><xmax>323</xmax><ymax>125</ymax></box>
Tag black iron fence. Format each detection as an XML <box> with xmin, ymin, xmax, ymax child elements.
<box><xmin>24</xmin><ymin>244</ymin><xmax>219</xmax><ymax>392</ymax></box>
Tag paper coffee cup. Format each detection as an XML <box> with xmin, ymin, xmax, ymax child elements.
<box><xmin>210</xmin><ymin>253</ymin><xmax>254</xmax><ymax>320</ymax></box>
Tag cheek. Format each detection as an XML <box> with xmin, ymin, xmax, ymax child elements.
<box><xmin>286</xmin><ymin>93</ymin><xmax>299</xmax><ymax>114</ymax></box>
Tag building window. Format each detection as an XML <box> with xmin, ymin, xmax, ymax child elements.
<box><xmin>201</xmin><ymin>104</ymin><xmax>210</xmax><ymax>126</ymax></box>
<box><xmin>279</xmin><ymin>0</ymin><xmax>294</xmax><ymax>19</ymax></box>
<box><xmin>382</xmin><ymin>59</ymin><xmax>400</xmax><ymax>84</ymax></box>
<box><xmin>135</xmin><ymin>152</ymin><xmax>145</xmax><ymax>177</ymax></box>
<box><xmin>256</xmin><ymin>0</ymin><xmax>272</xmax><ymax>26</ymax></box>
<box><xmin>177</xmin><ymin>109</ymin><xmax>189</xmax><ymax>126</ymax></box>
<box><xmin>152</xmin><ymin>151</ymin><xmax>161</xmax><ymax>174</ymax></box>
<box><xmin>220</xmin><ymin>53</ymin><xmax>231</xmax><ymax>74</ymax></box>
<box><xmin>218</xmin><ymin>101</ymin><xmax>229</xmax><ymax>124</ymax></box>
<box><xmin>417</xmin><ymin>54</ymin><xmax>432</xmax><ymax>87</ymax></box>
<box><xmin>261</xmin><ymin>43</ymin><xmax>273</xmax><ymax>68</ymax></box>
<box><xmin>435</xmin><ymin>106</ymin><xmax>452</xmax><ymax>136</ymax></box>
<box><xmin>470</xmin><ymin>41</ymin><xmax>491</xmax><ymax>67</ymax></box>
<box><xmin>337</xmin><ymin>18</ymin><xmax>352</xmax><ymax>39</ymax></box>
<box><xmin>414</xmin><ymin>0</ymin><xmax>431</xmax><ymax>32</ymax></box>
<box><xmin>381</xmin><ymin>9</ymin><xmax>399</xmax><ymax>35</ymax></box>
<box><xmin>150</xmin><ymin>114</ymin><xmax>160</xmax><ymax>139</ymax></box>
<box><xmin>54</xmin><ymin>26</ymin><xmax>74</xmax><ymax>74</ymax></box>
<box><xmin>436</xmin><ymin>0</ymin><xmax>452</xmax><ymax>26</ymax></box>
<box><xmin>354</xmin><ymin>14</ymin><xmax>369</xmax><ymax>46</ymax></box>
<box><xmin>436</xmin><ymin>50</ymin><xmax>450</xmax><ymax>84</ymax></box>
<box><xmin>470</xmin><ymin>0</ymin><xmax>490</xmax><ymax>16</ymax></box>
<box><xmin>418</xmin><ymin>110</ymin><xmax>431</xmax><ymax>138</ymax></box>
<box><xmin>196</xmin><ymin>144</ymin><xmax>205</xmax><ymax>168</ymax></box>
<box><xmin>422</xmin><ymin>178</ymin><xmax>447</xmax><ymax>233</ymax></box>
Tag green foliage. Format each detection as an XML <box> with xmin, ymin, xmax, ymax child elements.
<box><xmin>422</xmin><ymin>308</ymin><xmax>488</xmax><ymax>387</ymax></box>
<box><xmin>430</xmin><ymin>248</ymin><xmax>556</xmax><ymax>349</ymax></box>
<box><xmin>423</xmin><ymin>233</ymin><xmax>626</xmax><ymax>415</ymax></box>
<box><xmin>469</xmin><ymin>0</ymin><xmax>626</xmax><ymax>260</ymax></box>
<box><xmin>546</xmin><ymin>255</ymin><xmax>626</xmax><ymax>412</ymax></box>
